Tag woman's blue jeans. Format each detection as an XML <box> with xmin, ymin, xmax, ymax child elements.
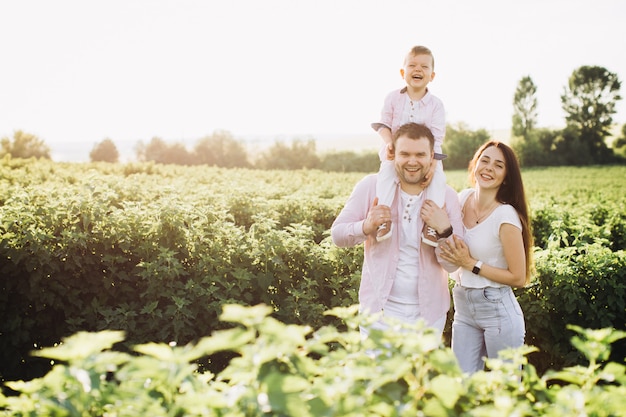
<box><xmin>451</xmin><ymin>284</ymin><xmax>525</xmax><ymax>374</ymax></box>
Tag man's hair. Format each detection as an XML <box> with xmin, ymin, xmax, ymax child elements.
<box><xmin>392</xmin><ymin>123</ymin><xmax>435</xmax><ymax>151</ymax></box>
<box><xmin>404</xmin><ymin>45</ymin><xmax>435</xmax><ymax>70</ymax></box>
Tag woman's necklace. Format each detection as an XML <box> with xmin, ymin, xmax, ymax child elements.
<box><xmin>472</xmin><ymin>195</ymin><xmax>499</xmax><ymax>224</ymax></box>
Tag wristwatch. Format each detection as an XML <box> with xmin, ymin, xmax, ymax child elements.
<box><xmin>436</xmin><ymin>225</ymin><xmax>453</xmax><ymax>239</ymax></box>
<box><xmin>472</xmin><ymin>260</ymin><xmax>483</xmax><ymax>275</ymax></box>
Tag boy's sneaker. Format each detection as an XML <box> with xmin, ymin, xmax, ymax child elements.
<box><xmin>421</xmin><ymin>225</ymin><xmax>439</xmax><ymax>247</ymax></box>
<box><xmin>376</xmin><ymin>223</ymin><xmax>393</xmax><ymax>242</ymax></box>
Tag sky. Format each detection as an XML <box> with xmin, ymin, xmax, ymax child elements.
<box><xmin>1</xmin><ymin>0</ymin><xmax>625</xmax><ymax>161</ymax></box>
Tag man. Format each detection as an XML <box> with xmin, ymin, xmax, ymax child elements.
<box><xmin>331</xmin><ymin>123</ymin><xmax>463</xmax><ymax>337</ymax></box>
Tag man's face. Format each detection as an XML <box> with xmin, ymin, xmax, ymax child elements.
<box><xmin>393</xmin><ymin>136</ymin><xmax>433</xmax><ymax>189</ymax></box>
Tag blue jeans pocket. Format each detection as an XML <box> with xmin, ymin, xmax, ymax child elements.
<box><xmin>482</xmin><ymin>287</ymin><xmax>503</xmax><ymax>303</ymax></box>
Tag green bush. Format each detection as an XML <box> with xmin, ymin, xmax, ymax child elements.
<box><xmin>1</xmin><ymin>305</ymin><xmax>625</xmax><ymax>416</ymax></box>
<box><xmin>0</xmin><ymin>161</ymin><xmax>364</xmax><ymax>383</ymax></box>
<box><xmin>1</xmin><ymin>160</ymin><xmax>625</xmax><ymax>386</ymax></box>
<box><xmin>518</xmin><ymin>244</ymin><xmax>626</xmax><ymax>374</ymax></box>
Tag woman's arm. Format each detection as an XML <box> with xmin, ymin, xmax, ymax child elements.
<box><xmin>439</xmin><ymin>224</ymin><xmax>526</xmax><ymax>287</ymax></box>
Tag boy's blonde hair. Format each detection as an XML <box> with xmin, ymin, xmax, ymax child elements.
<box><xmin>404</xmin><ymin>45</ymin><xmax>435</xmax><ymax>70</ymax></box>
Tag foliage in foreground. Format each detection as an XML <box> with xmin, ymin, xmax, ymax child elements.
<box><xmin>1</xmin><ymin>304</ymin><xmax>625</xmax><ymax>417</ymax></box>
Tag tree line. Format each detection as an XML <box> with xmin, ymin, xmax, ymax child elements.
<box><xmin>2</xmin><ymin>65</ymin><xmax>625</xmax><ymax>170</ymax></box>
<box><xmin>510</xmin><ymin>65</ymin><xmax>624</xmax><ymax>166</ymax></box>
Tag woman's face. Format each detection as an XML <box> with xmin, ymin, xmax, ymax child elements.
<box><xmin>474</xmin><ymin>146</ymin><xmax>507</xmax><ymax>190</ymax></box>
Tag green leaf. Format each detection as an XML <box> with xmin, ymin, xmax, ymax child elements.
<box><xmin>430</xmin><ymin>374</ymin><xmax>464</xmax><ymax>408</ymax></box>
<box><xmin>220</xmin><ymin>303</ymin><xmax>274</xmax><ymax>326</ymax></box>
<box><xmin>191</xmin><ymin>327</ymin><xmax>256</xmax><ymax>356</ymax></box>
<box><xmin>133</xmin><ymin>342</ymin><xmax>177</xmax><ymax>361</ymax></box>
<box><xmin>140</xmin><ymin>300</ymin><xmax>159</xmax><ymax>314</ymax></box>
<box><xmin>262</xmin><ymin>373</ymin><xmax>312</xmax><ymax>417</ymax></box>
<box><xmin>34</xmin><ymin>330</ymin><xmax>125</xmax><ymax>361</ymax></box>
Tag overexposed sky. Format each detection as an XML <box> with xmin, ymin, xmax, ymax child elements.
<box><xmin>1</xmin><ymin>0</ymin><xmax>625</xmax><ymax>160</ymax></box>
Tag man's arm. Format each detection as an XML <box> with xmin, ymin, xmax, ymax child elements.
<box><xmin>331</xmin><ymin>175</ymin><xmax>378</xmax><ymax>248</ymax></box>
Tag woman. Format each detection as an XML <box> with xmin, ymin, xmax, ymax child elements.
<box><xmin>422</xmin><ymin>140</ymin><xmax>533</xmax><ymax>374</ymax></box>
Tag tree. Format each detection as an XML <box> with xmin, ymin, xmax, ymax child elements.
<box><xmin>90</xmin><ymin>138</ymin><xmax>119</xmax><ymax>163</ymax></box>
<box><xmin>512</xmin><ymin>76</ymin><xmax>538</xmax><ymax>139</ymax></box>
<box><xmin>193</xmin><ymin>130</ymin><xmax>250</xmax><ymax>168</ymax></box>
<box><xmin>136</xmin><ymin>137</ymin><xmax>163</xmax><ymax>162</ymax></box>
<box><xmin>612</xmin><ymin>123</ymin><xmax>626</xmax><ymax>159</ymax></box>
<box><xmin>552</xmin><ymin>126</ymin><xmax>589</xmax><ymax>166</ymax></box>
<box><xmin>0</xmin><ymin>130</ymin><xmax>51</xmax><ymax>159</ymax></box>
<box><xmin>135</xmin><ymin>138</ymin><xmax>195</xmax><ymax>165</ymax></box>
<box><xmin>255</xmin><ymin>138</ymin><xmax>320</xmax><ymax>170</ymax></box>
<box><xmin>319</xmin><ymin>150</ymin><xmax>379</xmax><ymax>172</ymax></box>
<box><xmin>135</xmin><ymin>137</ymin><xmax>172</xmax><ymax>164</ymax></box>
<box><xmin>442</xmin><ymin>123</ymin><xmax>491</xmax><ymax>170</ymax></box>
<box><xmin>166</xmin><ymin>142</ymin><xmax>193</xmax><ymax>165</ymax></box>
<box><xmin>561</xmin><ymin>65</ymin><xmax>622</xmax><ymax>162</ymax></box>
<box><xmin>511</xmin><ymin>128</ymin><xmax>559</xmax><ymax>167</ymax></box>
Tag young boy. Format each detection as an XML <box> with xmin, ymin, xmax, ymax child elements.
<box><xmin>371</xmin><ymin>45</ymin><xmax>447</xmax><ymax>246</ymax></box>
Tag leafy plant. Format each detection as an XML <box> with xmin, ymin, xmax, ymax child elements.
<box><xmin>1</xmin><ymin>159</ymin><xmax>624</xmax><ymax>386</ymax></box>
<box><xmin>1</xmin><ymin>305</ymin><xmax>625</xmax><ymax>416</ymax></box>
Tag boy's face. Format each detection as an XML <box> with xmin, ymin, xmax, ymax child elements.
<box><xmin>400</xmin><ymin>53</ymin><xmax>435</xmax><ymax>91</ymax></box>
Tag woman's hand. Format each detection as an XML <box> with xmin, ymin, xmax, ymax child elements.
<box><xmin>439</xmin><ymin>235</ymin><xmax>474</xmax><ymax>270</ymax></box>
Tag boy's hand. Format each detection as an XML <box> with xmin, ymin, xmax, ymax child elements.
<box><xmin>421</xmin><ymin>199</ymin><xmax>449</xmax><ymax>234</ymax></box>
<box><xmin>385</xmin><ymin>143</ymin><xmax>394</xmax><ymax>160</ymax></box>
<box><xmin>421</xmin><ymin>161</ymin><xmax>437</xmax><ymax>187</ymax></box>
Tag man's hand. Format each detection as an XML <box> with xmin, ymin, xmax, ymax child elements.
<box><xmin>363</xmin><ymin>197</ymin><xmax>392</xmax><ymax>236</ymax></box>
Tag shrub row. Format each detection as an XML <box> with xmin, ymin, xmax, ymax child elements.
<box><xmin>0</xmin><ymin>196</ymin><xmax>361</xmax><ymax>381</ymax></box>
<box><xmin>0</xmin><ymin>159</ymin><xmax>625</xmax><ymax>383</ymax></box>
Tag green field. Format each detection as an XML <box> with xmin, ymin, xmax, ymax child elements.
<box><xmin>1</xmin><ymin>159</ymin><xmax>625</xmax><ymax>415</ymax></box>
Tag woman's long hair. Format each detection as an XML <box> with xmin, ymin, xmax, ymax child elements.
<box><xmin>468</xmin><ymin>141</ymin><xmax>534</xmax><ymax>285</ymax></box>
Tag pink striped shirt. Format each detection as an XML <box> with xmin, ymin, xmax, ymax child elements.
<box><xmin>331</xmin><ymin>174</ymin><xmax>463</xmax><ymax>326</ymax></box>
<box><xmin>371</xmin><ymin>88</ymin><xmax>446</xmax><ymax>154</ymax></box>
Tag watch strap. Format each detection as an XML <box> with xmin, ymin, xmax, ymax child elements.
<box><xmin>472</xmin><ymin>260</ymin><xmax>483</xmax><ymax>275</ymax></box>
<box><xmin>436</xmin><ymin>225</ymin><xmax>453</xmax><ymax>239</ymax></box>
